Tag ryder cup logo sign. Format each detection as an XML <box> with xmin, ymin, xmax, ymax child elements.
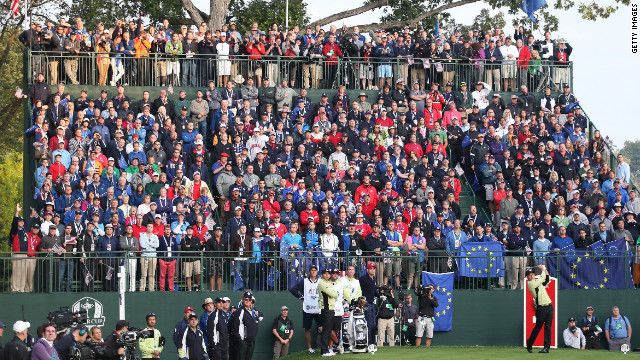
<box><xmin>72</xmin><ymin>297</ymin><xmax>106</xmax><ymax>327</ymax></box>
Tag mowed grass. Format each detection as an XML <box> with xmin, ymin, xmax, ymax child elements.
<box><xmin>283</xmin><ymin>346</ymin><xmax>637</xmax><ymax>359</ymax></box>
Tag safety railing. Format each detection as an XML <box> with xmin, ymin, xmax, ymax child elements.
<box><xmin>26</xmin><ymin>51</ymin><xmax>573</xmax><ymax>91</ymax></box>
<box><xmin>1</xmin><ymin>248</ymin><xmax>634</xmax><ymax>294</ymax></box>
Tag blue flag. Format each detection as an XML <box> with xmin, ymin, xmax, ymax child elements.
<box><xmin>589</xmin><ymin>240</ymin><xmax>607</xmax><ymax>259</ymax></box>
<box><xmin>286</xmin><ymin>258</ymin><xmax>305</xmax><ymax>290</ymax></box>
<box><xmin>421</xmin><ymin>272</ymin><xmax>454</xmax><ymax>331</ymax></box>
<box><xmin>233</xmin><ymin>266</ymin><xmax>244</xmax><ymax>291</ymax></box>
<box><xmin>456</xmin><ymin>242</ymin><xmax>505</xmax><ymax>278</ymax></box>
<box><xmin>548</xmin><ymin>239</ymin><xmax>633</xmax><ymax>289</ymax></box>
<box><xmin>267</xmin><ymin>267</ymin><xmax>279</xmax><ymax>287</ymax></box>
<box><xmin>521</xmin><ymin>0</ymin><xmax>547</xmax><ymax>23</ymax></box>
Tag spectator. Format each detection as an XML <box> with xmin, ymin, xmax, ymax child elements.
<box><xmin>563</xmin><ymin>317</ymin><xmax>586</xmax><ymax>349</ymax></box>
<box><xmin>272</xmin><ymin>305</ymin><xmax>294</xmax><ymax>359</ymax></box>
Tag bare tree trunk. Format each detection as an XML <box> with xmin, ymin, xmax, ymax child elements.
<box><xmin>207</xmin><ymin>0</ymin><xmax>232</xmax><ymax>30</ymax></box>
<box><xmin>310</xmin><ymin>0</ymin><xmax>389</xmax><ymax>28</ymax></box>
<box><xmin>180</xmin><ymin>0</ymin><xmax>206</xmax><ymax>26</ymax></box>
<box><xmin>353</xmin><ymin>0</ymin><xmax>481</xmax><ymax>32</ymax></box>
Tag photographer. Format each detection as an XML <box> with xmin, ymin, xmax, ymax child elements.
<box><xmin>139</xmin><ymin>313</ymin><xmax>164</xmax><ymax>359</ymax></box>
<box><xmin>580</xmin><ymin>306</ymin><xmax>601</xmax><ymax>349</ymax></box>
<box><xmin>396</xmin><ymin>292</ymin><xmax>418</xmax><ymax>345</ymax></box>
<box><xmin>376</xmin><ymin>285</ymin><xmax>398</xmax><ymax>347</ymax></box>
<box><xmin>53</xmin><ymin>325</ymin><xmax>89</xmax><ymax>360</ymax></box>
<box><xmin>415</xmin><ymin>284</ymin><xmax>438</xmax><ymax>347</ymax></box>
<box><xmin>562</xmin><ymin>317</ymin><xmax>585</xmax><ymax>349</ymax></box>
<box><xmin>103</xmin><ymin>320</ymin><xmax>129</xmax><ymax>359</ymax></box>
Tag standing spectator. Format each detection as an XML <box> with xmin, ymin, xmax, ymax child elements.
<box><xmin>165</xmin><ymin>32</ymin><xmax>183</xmax><ymax>86</ymax></box>
<box><xmin>604</xmin><ymin>306</ymin><xmax>632</xmax><ymax>351</ymax></box>
<box><xmin>515</xmin><ymin>39</ymin><xmax>531</xmax><ymax>87</ymax></box>
<box><xmin>272</xmin><ymin>305</ymin><xmax>294</xmax><ymax>359</ymax></box>
<box><xmin>139</xmin><ymin>223</ymin><xmax>159</xmax><ymax>291</ymax></box>
<box><xmin>158</xmin><ymin>224</ymin><xmax>180</xmax><ymax>291</ymax></box>
<box><xmin>181</xmin><ymin>226</ymin><xmax>203</xmax><ymax>291</ymax></box>
<box><xmin>182</xmin><ymin>31</ymin><xmax>199</xmax><ymax>87</ymax></box>
<box><xmin>322</xmin><ymin>34</ymin><xmax>342</xmax><ymax>88</ymax></box>
<box><xmin>98</xmin><ymin>224</ymin><xmax>119</xmax><ymax>291</ymax></box>
<box><xmin>375</xmin><ymin>35</ymin><xmax>395</xmax><ymax>89</ymax></box>
<box><xmin>119</xmin><ymin>224</ymin><xmax>139</xmax><ymax>292</ymax></box>
<box><xmin>499</xmin><ymin>37</ymin><xmax>518</xmax><ymax>91</ymax></box>
<box><xmin>552</xmin><ymin>38</ymin><xmax>572</xmax><ymax>88</ymax></box>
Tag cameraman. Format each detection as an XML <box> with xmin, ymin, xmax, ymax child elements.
<box><xmin>562</xmin><ymin>317</ymin><xmax>585</xmax><ymax>349</ymax></box>
<box><xmin>415</xmin><ymin>284</ymin><xmax>438</xmax><ymax>347</ymax></box>
<box><xmin>376</xmin><ymin>285</ymin><xmax>398</xmax><ymax>347</ymax></box>
<box><xmin>103</xmin><ymin>320</ymin><xmax>129</xmax><ymax>359</ymax></box>
<box><xmin>396</xmin><ymin>292</ymin><xmax>418</xmax><ymax>345</ymax></box>
<box><xmin>139</xmin><ymin>313</ymin><xmax>164</xmax><ymax>359</ymax></box>
<box><xmin>53</xmin><ymin>325</ymin><xmax>89</xmax><ymax>360</ymax></box>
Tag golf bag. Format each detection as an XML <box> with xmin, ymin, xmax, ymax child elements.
<box><xmin>347</xmin><ymin>298</ymin><xmax>370</xmax><ymax>353</ymax></box>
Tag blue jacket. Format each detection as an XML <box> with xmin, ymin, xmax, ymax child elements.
<box><xmin>375</xmin><ymin>43</ymin><xmax>395</xmax><ymax>63</ymax></box>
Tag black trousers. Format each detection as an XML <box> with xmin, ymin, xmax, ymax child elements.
<box><xmin>320</xmin><ymin>309</ymin><xmax>335</xmax><ymax>354</ymax></box>
<box><xmin>209</xmin><ymin>342</ymin><xmax>227</xmax><ymax>360</ymax></box>
<box><xmin>527</xmin><ymin>304</ymin><xmax>554</xmax><ymax>348</ymax></box>
<box><xmin>235</xmin><ymin>339</ymin><xmax>254</xmax><ymax>360</ymax></box>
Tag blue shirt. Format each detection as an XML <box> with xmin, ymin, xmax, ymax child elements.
<box><xmin>446</xmin><ymin>230</ymin><xmax>468</xmax><ymax>252</ymax></box>
<box><xmin>551</xmin><ymin>236</ymin><xmax>573</xmax><ymax>249</ymax></box>
<box><xmin>532</xmin><ymin>239</ymin><xmax>551</xmax><ymax>261</ymax></box>
<box><xmin>605</xmin><ymin>316</ymin><xmax>631</xmax><ymax>339</ymax></box>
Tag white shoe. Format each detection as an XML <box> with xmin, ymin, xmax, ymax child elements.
<box><xmin>308</xmin><ymin>348</ymin><xmax>315</xmax><ymax>354</ymax></box>
<box><xmin>321</xmin><ymin>351</ymin><xmax>336</xmax><ymax>357</ymax></box>
<box><xmin>337</xmin><ymin>344</ymin><xmax>344</xmax><ymax>354</ymax></box>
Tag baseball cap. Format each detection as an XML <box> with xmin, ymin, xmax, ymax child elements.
<box><xmin>184</xmin><ymin>306</ymin><xmax>195</xmax><ymax>313</ymax></box>
<box><xmin>13</xmin><ymin>320</ymin><xmax>30</xmax><ymax>333</ymax></box>
<box><xmin>281</xmin><ymin>305</ymin><xmax>289</xmax><ymax>311</ymax></box>
<box><xmin>525</xmin><ymin>268</ymin><xmax>535</xmax><ymax>276</ymax></box>
<box><xmin>367</xmin><ymin>263</ymin><xmax>376</xmax><ymax>269</ymax></box>
<box><xmin>567</xmin><ymin>317</ymin><xmax>576</xmax><ymax>322</ymax></box>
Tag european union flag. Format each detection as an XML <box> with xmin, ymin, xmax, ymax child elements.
<box><xmin>548</xmin><ymin>239</ymin><xmax>633</xmax><ymax>289</ymax></box>
<box><xmin>286</xmin><ymin>258</ymin><xmax>305</xmax><ymax>290</ymax></box>
<box><xmin>421</xmin><ymin>272</ymin><xmax>454</xmax><ymax>331</ymax></box>
<box><xmin>232</xmin><ymin>266</ymin><xmax>244</xmax><ymax>291</ymax></box>
<box><xmin>589</xmin><ymin>240</ymin><xmax>607</xmax><ymax>259</ymax></box>
<box><xmin>456</xmin><ymin>242</ymin><xmax>505</xmax><ymax>278</ymax></box>
<box><xmin>521</xmin><ymin>0</ymin><xmax>547</xmax><ymax>23</ymax></box>
<box><xmin>267</xmin><ymin>267</ymin><xmax>279</xmax><ymax>287</ymax></box>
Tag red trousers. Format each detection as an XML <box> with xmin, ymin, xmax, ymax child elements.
<box><xmin>159</xmin><ymin>259</ymin><xmax>176</xmax><ymax>291</ymax></box>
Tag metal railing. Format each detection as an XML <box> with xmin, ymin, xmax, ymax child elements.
<box><xmin>0</xmin><ymin>249</ymin><xmax>634</xmax><ymax>294</ymax></box>
<box><xmin>26</xmin><ymin>51</ymin><xmax>573</xmax><ymax>91</ymax></box>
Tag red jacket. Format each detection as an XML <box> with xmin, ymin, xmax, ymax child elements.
<box><xmin>423</xmin><ymin>107</ymin><xmax>442</xmax><ymax>129</ymax></box>
<box><xmin>49</xmin><ymin>163</ymin><xmax>66</xmax><ymax>182</ymax></box>
<box><xmin>247</xmin><ymin>43</ymin><xmax>265</xmax><ymax>60</ymax></box>
<box><xmin>300</xmin><ymin>210</ymin><xmax>319</xmax><ymax>228</ymax></box>
<box><xmin>322</xmin><ymin>43</ymin><xmax>342</xmax><ymax>65</ymax></box>
<box><xmin>404</xmin><ymin>142</ymin><xmax>424</xmax><ymax>158</ymax></box>
<box><xmin>26</xmin><ymin>233</ymin><xmax>41</xmax><ymax>257</ymax></box>
<box><xmin>262</xmin><ymin>200</ymin><xmax>281</xmax><ymax>218</ymax></box>
<box><xmin>517</xmin><ymin>46</ymin><xmax>531</xmax><ymax>69</ymax></box>
<box><xmin>192</xmin><ymin>224</ymin><xmax>209</xmax><ymax>243</ymax></box>
<box><xmin>355</xmin><ymin>184</ymin><xmax>378</xmax><ymax>206</ymax></box>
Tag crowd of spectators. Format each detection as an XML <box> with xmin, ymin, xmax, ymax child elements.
<box><xmin>11</xmin><ymin>16</ymin><xmax>639</xmax><ymax>294</ymax></box>
<box><xmin>20</xmin><ymin>16</ymin><xmax>573</xmax><ymax>91</ymax></box>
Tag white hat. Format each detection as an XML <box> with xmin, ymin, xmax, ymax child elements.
<box><xmin>13</xmin><ymin>320</ymin><xmax>30</xmax><ymax>333</ymax></box>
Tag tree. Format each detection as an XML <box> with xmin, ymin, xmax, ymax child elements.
<box><xmin>229</xmin><ymin>0</ymin><xmax>310</xmax><ymax>36</ymax></box>
<box><xmin>620</xmin><ymin>140</ymin><xmax>640</xmax><ymax>185</ymax></box>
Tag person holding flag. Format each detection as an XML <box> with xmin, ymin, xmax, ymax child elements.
<box><xmin>526</xmin><ymin>264</ymin><xmax>553</xmax><ymax>353</ymax></box>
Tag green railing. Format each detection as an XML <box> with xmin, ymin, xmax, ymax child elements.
<box><xmin>26</xmin><ymin>51</ymin><xmax>572</xmax><ymax>91</ymax></box>
<box><xmin>1</xmin><ymin>249</ymin><xmax>633</xmax><ymax>294</ymax></box>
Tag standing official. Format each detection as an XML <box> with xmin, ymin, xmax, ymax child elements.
<box><xmin>272</xmin><ymin>305</ymin><xmax>294</xmax><ymax>359</ymax></box>
<box><xmin>526</xmin><ymin>265</ymin><xmax>553</xmax><ymax>353</ymax></box>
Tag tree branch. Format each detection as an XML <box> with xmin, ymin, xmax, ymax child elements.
<box><xmin>310</xmin><ymin>0</ymin><xmax>389</xmax><ymax>28</ymax></box>
<box><xmin>179</xmin><ymin>0</ymin><xmax>207</xmax><ymax>26</ymax></box>
<box><xmin>352</xmin><ymin>0</ymin><xmax>481</xmax><ymax>32</ymax></box>
<box><xmin>0</xmin><ymin>18</ymin><xmax>23</xmax><ymax>75</ymax></box>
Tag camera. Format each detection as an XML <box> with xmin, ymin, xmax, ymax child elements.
<box><xmin>415</xmin><ymin>284</ymin><xmax>432</xmax><ymax>297</ymax></box>
<box><xmin>70</xmin><ymin>341</ymin><xmax>105</xmax><ymax>360</ymax></box>
<box><xmin>377</xmin><ymin>284</ymin><xmax>393</xmax><ymax>297</ymax></box>
<box><xmin>47</xmin><ymin>307</ymin><xmax>88</xmax><ymax>333</ymax></box>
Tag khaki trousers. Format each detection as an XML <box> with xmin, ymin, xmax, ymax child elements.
<box><xmin>140</xmin><ymin>257</ymin><xmax>157</xmax><ymax>291</ymax></box>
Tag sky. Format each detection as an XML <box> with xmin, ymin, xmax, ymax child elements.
<box><xmin>197</xmin><ymin>0</ymin><xmax>639</xmax><ymax>146</ymax></box>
